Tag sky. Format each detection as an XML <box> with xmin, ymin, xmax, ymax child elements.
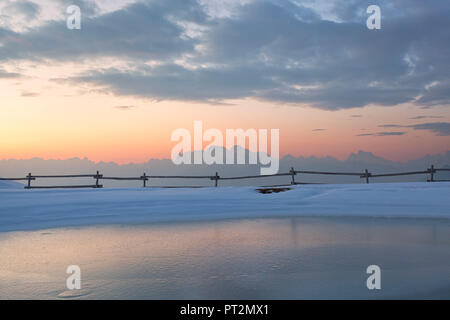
<box><xmin>0</xmin><ymin>0</ymin><xmax>449</xmax><ymax>164</ymax></box>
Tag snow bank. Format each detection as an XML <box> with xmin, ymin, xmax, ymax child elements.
<box><xmin>0</xmin><ymin>182</ymin><xmax>449</xmax><ymax>232</ymax></box>
<box><xmin>0</xmin><ymin>180</ymin><xmax>23</xmax><ymax>189</ymax></box>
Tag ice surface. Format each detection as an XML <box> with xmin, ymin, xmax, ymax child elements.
<box><xmin>1</xmin><ymin>218</ymin><xmax>450</xmax><ymax>299</ymax></box>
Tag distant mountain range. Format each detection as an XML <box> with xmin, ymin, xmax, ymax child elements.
<box><xmin>1</xmin><ymin>149</ymin><xmax>449</xmax><ymax>187</ymax></box>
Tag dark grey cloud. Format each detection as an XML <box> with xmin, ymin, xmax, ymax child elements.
<box><xmin>377</xmin><ymin>131</ymin><xmax>407</xmax><ymax>136</ymax></box>
<box><xmin>312</xmin><ymin>128</ymin><xmax>326</xmax><ymax>131</ymax></box>
<box><xmin>409</xmin><ymin>122</ymin><xmax>450</xmax><ymax>136</ymax></box>
<box><xmin>409</xmin><ymin>115</ymin><xmax>444</xmax><ymax>120</ymax></box>
<box><xmin>378</xmin><ymin>121</ymin><xmax>450</xmax><ymax>136</ymax></box>
<box><xmin>357</xmin><ymin>131</ymin><xmax>406</xmax><ymax>137</ymax></box>
<box><xmin>1</xmin><ymin>0</ymin><xmax>450</xmax><ymax>110</ymax></box>
<box><xmin>73</xmin><ymin>64</ymin><xmax>274</xmax><ymax>102</ymax></box>
<box><xmin>0</xmin><ymin>0</ymin><xmax>205</xmax><ymax>62</ymax></box>
<box><xmin>378</xmin><ymin>124</ymin><xmax>404</xmax><ymax>128</ymax></box>
<box><xmin>416</xmin><ymin>81</ymin><xmax>450</xmax><ymax>107</ymax></box>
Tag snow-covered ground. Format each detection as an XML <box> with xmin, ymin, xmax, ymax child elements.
<box><xmin>1</xmin><ymin>182</ymin><xmax>449</xmax><ymax>232</ymax></box>
<box><xmin>0</xmin><ymin>180</ymin><xmax>23</xmax><ymax>189</ymax></box>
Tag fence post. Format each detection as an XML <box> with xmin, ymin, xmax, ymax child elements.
<box><xmin>142</xmin><ymin>173</ymin><xmax>147</xmax><ymax>188</ymax></box>
<box><xmin>365</xmin><ymin>169</ymin><xmax>370</xmax><ymax>184</ymax></box>
<box><xmin>27</xmin><ymin>173</ymin><xmax>32</xmax><ymax>189</ymax></box>
<box><xmin>290</xmin><ymin>167</ymin><xmax>296</xmax><ymax>185</ymax></box>
<box><xmin>95</xmin><ymin>170</ymin><xmax>101</xmax><ymax>188</ymax></box>
<box><xmin>429</xmin><ymin>165</ymin><xmax>435</xmax><ymax>182</ymax></box>
<box><xmin>214</xmin><ymin>172</ymin><xmax>219</xmax><ymax>187</ymax></box>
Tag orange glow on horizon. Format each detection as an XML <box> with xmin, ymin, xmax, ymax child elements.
<box><xmin>1</xmin><ymin>76</ymin><xmax>449</xmax><ymax>164</ymax></box>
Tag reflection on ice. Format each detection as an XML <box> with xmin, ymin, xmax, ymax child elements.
<box><xmin>0</xmin><ymin>217</ymin><xmax>450</xmax><ymax>299</ymax></box>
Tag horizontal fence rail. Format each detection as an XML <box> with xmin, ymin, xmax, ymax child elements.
<box><xmin>293</xmin><ymin>170</ymin><xmax>362</xmax><ymax>176</ymax></box>
<box><xmin>219</xmin><ymin>173</ymin><xmax>292</xmax><ymax>180</ymax></box>
<box><xmin>0</xmin><ymin>177</ymin><xmax>35</xmax><ymax>181</ymax></box>
<box><xmin>0</xmin><ymin>165</ymin><xmax>448</xmax><ymax>189</ymax></box>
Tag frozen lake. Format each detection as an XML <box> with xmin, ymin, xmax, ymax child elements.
<box><xmin>1</xmin><ymin>217</ymin><xmax>450</xmax><ymax>299</ymax></box>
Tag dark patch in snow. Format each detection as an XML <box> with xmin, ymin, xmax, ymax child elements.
<box><xmin>256</xmin><ymin>187</ymin><xmax>291</xmax><ymax>194</ymax></box>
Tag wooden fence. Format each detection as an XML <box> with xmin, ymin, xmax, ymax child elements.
<box><xmin>1</xmin><ymin>166</ymin><xmax>449</xmax><ymax>189</ymax></box>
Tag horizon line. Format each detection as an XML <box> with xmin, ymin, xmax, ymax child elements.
<box><xmin>1</xmin><ymin>149</ymin><xmax>449</xmax><ymax>166</ymax></box>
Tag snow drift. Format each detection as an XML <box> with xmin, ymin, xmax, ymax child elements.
<box><xmin>0</xmin><ymin>182</ymin><xmax>449</xmax><ymax>232</ymax></box>
<box><xmin>0</xmin><ymin>179</ymin><xmax>23</xmax><ymax>189</ymax></box>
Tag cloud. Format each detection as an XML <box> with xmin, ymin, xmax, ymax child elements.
<box><xmin>378</xmin><ymin>124</ymin><xmax>405</xmax><ymax>128</ymax></box>
<box><xmin>0</xmin><ymin>0</ymin><xmax>42</xmax><ymax>32</ymax></box>
<box><xmin>114</xmin><ymin>105</ymin><xmax>137</xmax><ymax>110</ymax></box>
<box><xmin>356</xmin><ymin>131</ymin><xmax>406</xmax><ymax>137</ymax></box>
<box><xmin>377</xmin><ymin>131</ymin><xmax>407</xmax><ymax>136</ymax></box>
<box><xmin>0</xmin><ymin>0</ymin><xmax>450</xmax><ymax>109</ymax></box>
<box><xmin>409</xmin><ymin>122</ymin><xmax>450</xmax><ymax>136</ymax></box>
<box><xmin>0</xmin><ymin>68</ymin><xmax>21</xmax><ymax>78</ymax></box>
<box><xmin>21</xmin><ymin>91</ymin><xmax>39</xmax><ymax>97</ymax></box>
<box><xmin>377</xmin><ymin>122</ymin><xmax>450</xmax><ymax>136</ymax></box>
<box><xmin>73</xmin><ymin>64</ymin><xmax>275</xmax><ymax>102</ymax></box>
<box><xmin>0</xmin><ymin>0</ymin><xmax>204</xmax><ymax>61</ymax></box>
<box><xmin>1</xmin><ymin>0</ymin><xmax>40</xmax><ymax>20</ymax></box>
<box><xmin>312</xmin><ymin>128</ymin><xmax>326</xmax><ymax>131</ymax></box>
<box><xmin>409</xmin><ymin>115</ymin><xmax>444</xmax><ymax>120</ymax></box>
